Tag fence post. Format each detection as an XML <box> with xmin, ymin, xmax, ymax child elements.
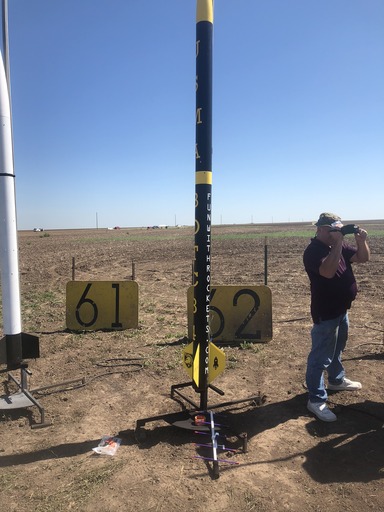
<box><xmin>264</xmin><ymin>237</ymin><xmax>268</xmax><ymax>286</ymax></box>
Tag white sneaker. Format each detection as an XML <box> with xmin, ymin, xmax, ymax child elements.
<box><xmin>307</xmin><ymin>400</ymin><xmax>337</xmax><ymax>422</ymax></box>
<box><xmin>327</xmin><ymin>378</ymin><xmax>362</xmax><ymax>391</ymax></box>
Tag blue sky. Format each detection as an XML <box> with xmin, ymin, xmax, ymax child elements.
<box><xmin>4</xmin><ymin>0</ymin><xmax>384</xmax><ymax>229</ymax></box>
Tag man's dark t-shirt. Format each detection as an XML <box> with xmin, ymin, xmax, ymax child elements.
<box><xmin>303</xmin><ymin>237</ymin><xmax>357</xmax><ymax>324</ymax></box>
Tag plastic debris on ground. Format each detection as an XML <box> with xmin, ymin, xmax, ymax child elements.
<box><xmin>92</xmin><ymin>435</ymin><xmax>122</xmax><ymax>456</ymax></box>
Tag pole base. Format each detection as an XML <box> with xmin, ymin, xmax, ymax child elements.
<box><xmin>0</xmin><ymin>367</ymin><xmax>51</xmax><ymax>428</ymax></box>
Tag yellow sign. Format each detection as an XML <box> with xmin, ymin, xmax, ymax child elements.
<box><xmin>187</xmin><ymin>285</ymin><xmax>272</xmax><ymax>343</ymax></box>
<box><xmin>66</xmin><ymin>281</ymin><xmax>138</xmax><ymax>331</ymax></box>
<box><xmin>182</xmin><ymin>341</ymin><xmax>225</xmax><ymax>386</ymax></box>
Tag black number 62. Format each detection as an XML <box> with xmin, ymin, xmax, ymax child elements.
<box><xmin>209</xmin><ymin>288</ymin><xmax>261</xmax><ymax>340</ymax></box>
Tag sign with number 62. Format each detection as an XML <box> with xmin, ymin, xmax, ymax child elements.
<box><xmin>187</xmin><ymin>285</ymin><xmax>272</xmax><ymax>344</ymax></box>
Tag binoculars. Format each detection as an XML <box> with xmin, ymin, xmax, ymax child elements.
<box><xmin>330</xmin><ymin>224</ymin><xmax>359</xmax><ymax>235</ymax></box>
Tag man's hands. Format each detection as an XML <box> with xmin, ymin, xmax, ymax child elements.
<box><xmin>351</xmin><ymin>228</ymin><xmax>370</xmax><ymax>263</ymax></box>
<box><xmin>354</xmin><ymin>228</ymin><xmax>368</xmax><ymax>243</ymax></box>
<box><xmin>328</xmin><ymin>229</ymin><xmax>343</xmax><ymax>248</ymax></box>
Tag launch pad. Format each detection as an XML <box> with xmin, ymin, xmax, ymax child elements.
<box><xmin>134</xmin><ymin>380</ymin><xmax>263</xmax><ymax>438</ymax></box>
<box><xmin>132</xmin><ymin>380</ymin><xmax>263</xmax><ymax>479</ymax></box>
<box><xmin>0</xmin><ymin>364</ymin><xmax>51</xmax><ymax>428</ymax></box>
<box><xmin>0</xmin><ymin>364</ymin><xmax>86</xmax><ymax>428</ymax></box>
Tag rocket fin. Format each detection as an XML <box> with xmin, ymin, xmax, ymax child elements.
<box><xmin>182</xmin><ymin>341</ymin><xmax>200</xmax><ymax>388</ymax></box>
<box><xmin>0</xmin><ymin>333</ymin><xmax>40</xmax><ymax>368</ymax></box>
<box><xmin>207</xmin><ymin>342</ymin><xmax>225</xmax><ymax>384</ymax></box>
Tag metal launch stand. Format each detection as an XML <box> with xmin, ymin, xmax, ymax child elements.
<box><xmin>135</xmin><ymin>380</ymin><xmax>261</xmax><ymax>438</ymax></box>
<box><xmin>0</xmin><ymin>363</ymin><xmax>85</xmax><ymax>428</ymax></box>
<box><xmin>133</xmin><ymin>380</ymin><xmax>261</xmax><ymax>478</ymax></box>
<box><xmin>0</xmin><ymin>364</ymin><xmax>51</xmax><ymax>428</ymax></box>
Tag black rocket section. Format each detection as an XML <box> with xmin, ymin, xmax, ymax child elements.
<box><xmin>193</xmin><ymin>1</ymin><xmax>213</xmax><ymax>409</ymax></box>
<box><xmin>195</xmin><ymin>20</ymin><xmax>213</xmax><ymax>170</ymax></box>
<box><xmin>0</xmin><ymin>332</ymin><xmax>40</xmax><ymax>370</ymax></box>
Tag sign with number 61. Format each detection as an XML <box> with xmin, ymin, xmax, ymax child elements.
<box><xmin>187</xmin><ymin>285</ymin><xmax>272</xmax><ymax>344</ymax></box>
<box><xmin>66</xmin><ymin>281</ymin><xmax>138</xmax><ymax>331</ymax></box>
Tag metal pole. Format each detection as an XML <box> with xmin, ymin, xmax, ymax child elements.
<box><xmin>264</xmin><ymin>236</ymin><xmax>268</xmax><ymax>285</ymax></box>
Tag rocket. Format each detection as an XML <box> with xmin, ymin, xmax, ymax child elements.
<box><xmin>0</xmin><ymin>3</ymin><xmax>39</xmax><ymax>369</ymax></box>
<box><xmin>183</xmin><ymin>0</ymin><xmax>225</xmax><ymax>410</ymax></box>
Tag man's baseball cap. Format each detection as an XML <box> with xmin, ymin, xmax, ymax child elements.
<box><xmin>314</xmin><ymin>212</ymin><xmax>343</xmax><ymax>228</ymax></box>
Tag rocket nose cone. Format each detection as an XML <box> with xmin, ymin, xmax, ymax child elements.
<box><xmin>196</xmin><ymin>0</ymin><xmax>214</xmax><ymax>23</ymax></box>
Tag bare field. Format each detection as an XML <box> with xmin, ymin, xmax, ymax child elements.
<box><xmin>1</xmin><ymin>221</ymin><xmax>384</xmax><ymax>512</ymax></box>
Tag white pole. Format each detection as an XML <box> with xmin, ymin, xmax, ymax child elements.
<box><xmin>0</xmin><ymin>0</ymin><xmax>39</xmax><ymax>369</ymax></box>
<box><xmin>0</xmin><ymin>49</ymin><xmax>22</xmax><ymax>335</ymax></box>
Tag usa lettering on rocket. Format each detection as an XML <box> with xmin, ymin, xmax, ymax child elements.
<box><xmin>167</xmin><ymin>1</ymin><xmax>226</xmax><ymax>408</ymax></box>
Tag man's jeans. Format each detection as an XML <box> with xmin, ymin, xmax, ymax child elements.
<box><xmin>306</xmin><ymin>312</ymin><xmax>349</xmax><ymax>403</ymax></box>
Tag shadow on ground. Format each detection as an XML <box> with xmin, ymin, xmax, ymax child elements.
<box><xmin>1</xmin><ymin>393</ymin><xmax>383</xmax><ymax>485</ymax></box>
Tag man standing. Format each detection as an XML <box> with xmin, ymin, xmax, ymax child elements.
<box><xmin>303</xmin><ymin>213</ymin><xmax>370</xmax><ymax>422</ymax></box>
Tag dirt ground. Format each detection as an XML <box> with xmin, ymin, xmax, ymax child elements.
<box><xmin>1</xmin><ymin>221</ymin><xmax>384</xmax><ymax>512</ymax></box>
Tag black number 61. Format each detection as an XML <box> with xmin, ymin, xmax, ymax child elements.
<box><xmin>75</xmin><ymin>283</ymin><xmax>98</xmax><ymax>327</ymax></box>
